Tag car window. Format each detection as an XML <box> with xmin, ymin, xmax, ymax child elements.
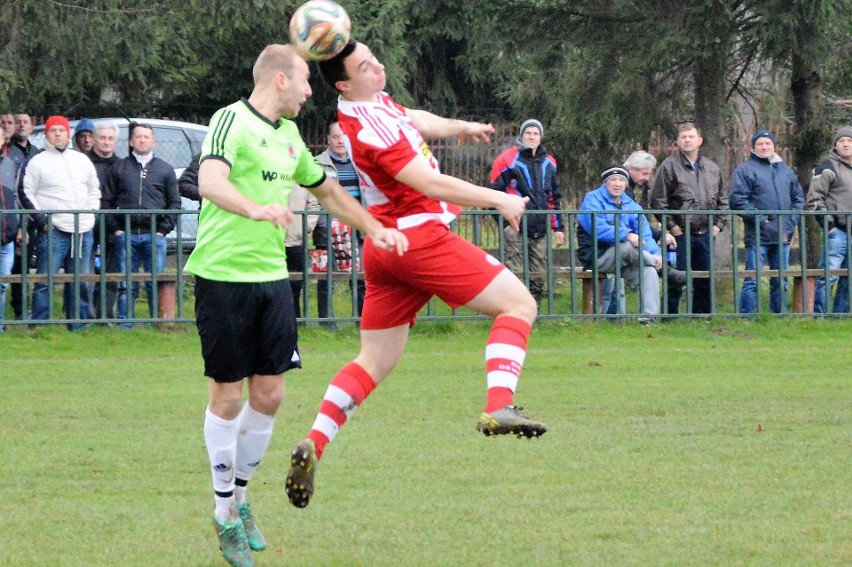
<box><xmin>151</xmin><ymin>127</ymin><xmax>192</xmax><ymax>169</ymax></box>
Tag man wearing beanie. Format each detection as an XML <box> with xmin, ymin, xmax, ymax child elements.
<box><xmin>729</xmin><ymin>129</ymin><xmax>804</xmax><ymax>314</ymax></box>
<box><xmin>807</xmin><ymin>125</ymin><xmax>852</xmax><ymax>313</ymax></box>
<box><xmin>490</xmin><ymin>119</ymin><xmax>564</xmax><ymax>309</ymax></box>
<box><xmin>21</xmin><ymin>115</ymin><xmax>101</xmax><ymax>329</ymax></box>
<box><xmin>73</xmin><ymin>118</ymin><xmax>96</xmax><ymax>154</ymax></box>
<box><xmin>651</xmin><ymin>123</ymin><xmax>728</xmax><ymax>314</ymax></box>
<box><xmin>577</xmin><ymin>167</ymin><xmax>685</xmax><ymax>319</ymax></box>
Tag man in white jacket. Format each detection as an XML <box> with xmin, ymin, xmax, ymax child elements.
<box><xmin>22</xmin><ymin>115</ymin><xmax>100</xmax><ymax>329</ymax></box>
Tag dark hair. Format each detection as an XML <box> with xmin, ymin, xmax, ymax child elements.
<box><xmin>318</xmin><ymin>39</ymin><xmax>358</xmax><ymax>92</ymax></box>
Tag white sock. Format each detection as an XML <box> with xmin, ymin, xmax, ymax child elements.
<box><xmin>204</xmin><ymin>407</ymin><xmax>238</xmax><ymax>521</ymax></box>
<box><xmin>234</xmin><ymin>402</ymin><xmax>276</xmax><ymax>496</ymax></box>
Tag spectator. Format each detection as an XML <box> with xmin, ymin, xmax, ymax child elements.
<box><xmin>22</xmin><ymin>115</ymin><xmax>100</xmax><ymax>330</ymax></box>
<box><xmin>1</xmin><ymin>149</ymin><xmax>19</xmax><ymax>332</ymax></box>
<box><xmin>808</xmin><ymin>125</ymin><xmax>852</xmax><ymax>314</ymax></box>
<box><xmin>87</xmin><ymin>121</ymin><xmax>120</xmax><ymax>319</ymax></box>
<box><xmin>9</xmin><ymin>112</ymin><xmax>42</xmax><ymax>319</ymax></box>
<box><xmin>178</xmin><ymin>153</ymin><xmax>201</xmax><ymax>202</ymax></box>
<box><xmin>602</xmin><ymin>150</ymin><xmax>677</xmax><ymax>316</ymax></box>
<box><xmin>651</xmin><ymin>123</ymin><xmax>728</xmax><ymax>314</ymax></box>
<box><xmin>490</xmin><ymin>118</ymin><xmax>564</xmax><ymax>308</ymax></box>
<box><xmin>1</xmin><ymin>113</ymin><xmax>15</xmax><ymax>148</ymax></box>
<box><xmin>314</xmin><ymin>121</ymin><xmax>366</xmax><ymax>320</ymax></box>
<box><xmin>729</xmin><ymin>130</ymin><xmax>804</xmax><ymax>313</ymax></box>
<box><xmin>102</xmin><ymin>123</ymin><xmax>180</xmax><ymax>326</ymax></box>
<box><xmin>285</xmin><ymin>182</ymin><xmax>321</xmax><ymax>320</ymax></box>
<box><xmin>578</xmin><ymin>167</ymin><xmax>684</xmax><ymax>318</ymax></box>
<box><xmin>73</xmin><ymin>118</ymin><xmax>95</xmax><ymax>153</ymax></box>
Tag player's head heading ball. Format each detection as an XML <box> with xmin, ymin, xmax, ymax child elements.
<box><xmin>318</xmin><ymin>39</ymin><xmax>358</xmax><ymax>92</ymax></box>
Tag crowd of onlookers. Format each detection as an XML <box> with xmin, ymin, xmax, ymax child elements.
<box><xmin>1</xmin><ymin>113</ymin><xmax>180</xmax><ymax>330</ymax></box>
<box><xmin>489</xmin><ymin>120</ymin><xmax>852</xmax><ymax>318</ymax></box>
<box><xmin>2</xmin><ymin>111</ymin><xmax>851</xmax><ymax>331</ymax></box>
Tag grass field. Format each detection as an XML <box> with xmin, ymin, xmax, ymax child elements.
<box><xmin>1</xmin><ymin>319</ymin><xmax>850</xmax><ymax>566</ymax></box>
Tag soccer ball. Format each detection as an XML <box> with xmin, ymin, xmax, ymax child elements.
<box><xmin>289</xmin><ymin>0</ymin><xmax>352</xmax><ymax>62</ymax></box>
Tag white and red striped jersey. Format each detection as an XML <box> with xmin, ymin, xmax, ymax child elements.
<box><xmin>337</xmin><ymin>91</ymin><xmax>461</xmax><ymax>230</ymax></box>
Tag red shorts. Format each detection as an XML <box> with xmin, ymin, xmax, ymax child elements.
<box><xmin>361</xmin><ymin>222</ymin><xmax>504</xmax><ymax>330</ymax></box>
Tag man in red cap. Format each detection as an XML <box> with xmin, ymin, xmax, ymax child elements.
<box><xmin>21</xmin><ymin>115</ymin><xmax>100</xmax><ymax>329</ymax></box>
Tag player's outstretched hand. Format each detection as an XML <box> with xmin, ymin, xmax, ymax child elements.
<box><xmin>250</xmin><ymin>203</ymin><xmax>294</xmax><ymax>229</ymax></box>
<box><xmin>496</xmin><ymin>194</ymin><xmax>529</xmax><ymax>232</ymax></box>
<box><xmin>458</xmin><ymin>122</ymin><xmax>495</xmax><ymax>146</ymax></box>
<box><xmin>369</xmin><ymin>227</ymin><xmax>409</xmax><ymax>256</ymax></box>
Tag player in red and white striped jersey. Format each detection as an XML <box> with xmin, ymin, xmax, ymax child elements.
<box><xmin>285</xmin><ymin>40</ymin><xmax>547</xmax><ymax>509</ymax></box>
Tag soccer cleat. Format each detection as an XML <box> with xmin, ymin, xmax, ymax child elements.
<box><xmin>285</xmin><ymin>439</ymin><xmax>317</xmax><ymax>509</ymax></box>
<box><xmin>212</xmin><ymin>516</ymin><xmax>254</xmax><ymax>567</ymax></box>
<box><xmin>237</xmin><ymin>502</ymin><xmax>266</xmax><ymax>552</ymax></box>
<box><xmin>476</xmin><ymin>405</ymin><xmax>547</xmax><ymax>438</ymax></box>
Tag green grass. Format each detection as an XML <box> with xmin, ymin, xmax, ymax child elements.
<box><xmin>1</xmin><ymin>320</ymin><xmax>850</xmax><ymax>566</ymax></box>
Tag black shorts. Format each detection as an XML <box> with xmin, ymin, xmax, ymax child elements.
<box><xmin>194</xmin><ymin>276</ymin><xmax>300</xmax><ymax>383</ymax></box>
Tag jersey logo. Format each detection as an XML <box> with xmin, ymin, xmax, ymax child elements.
<box><xmin>260</xmin><ymin>138</ymin><xmax>268</xmax><ymax>148</ymax></box>
<box><xmin>419</xmin><ymin>142</ymin><xmax>432</xmax><ymax>159</ymax></box>
<box><xmin>262</xmin><ymin>170</ymin><xmax>279</xmax><ymax>181</ymax></box>
<box><xmin>288</xmin><ymin>143</ymin><xmax>296</xmax><ymax>160</ymax></box>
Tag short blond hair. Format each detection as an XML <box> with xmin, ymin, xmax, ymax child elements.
<box><xmin>252</xmin><ymin>44</ymin><xmax>300</xmax><ymax>85</ymax></box>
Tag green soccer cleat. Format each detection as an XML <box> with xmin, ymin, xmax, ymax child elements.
<box><xmin>476</xmin><ymin>405</ymin><xmax>547</xmax><ymax>438</ymax></box>
<box><xmin>285</xmin><ymin>439</ymin><xmax>317</xmax><ymax>509</ymax></box>
<box><xmin>212</xmin><ymin>516</ymin><xmax>254</xmax><ymax>567</ymax></box>
<box><xmin>237</xmin><ymin>502</ymin><xmax>266</xmax><ymax>552</ymax></box>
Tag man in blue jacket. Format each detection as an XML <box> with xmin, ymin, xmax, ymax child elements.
<box><xmin>729</xmin><ymin>130</ymin><xmax>804</xmax><ymax>313</ymax></box>
<box><xmin>578</xmin><ymin>167</ymin><xmax>683</xmax><ymax>317</ymax></box>
<box><xmin>490</xmin><ymin>119</ymin><xmax>564</xmax><ymax>309</ymax></box>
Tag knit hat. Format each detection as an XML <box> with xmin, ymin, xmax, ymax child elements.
<box><xmin>75</xmin><ymin>118</ymin><xmax>96</xmax><ymax>134</ymax></box>
<box><xmin>44</xmin><ymin>115</ymin><xmax>71</xmax><ymax>134</ymax></box>
<box><xmin>834</xmin><ymin>126</ymin><xmax>852</xmax><ymax>145</ymax></box>
<box><xmin>520</xmin><ymin>119</ymin><xmax>543</xmax><ymax>138</ymax></box>
<box><xmin>751</xmin><ymin>129</ymin><xmax>777</xmax><ymax>148</ymax></box>
<box><xmin>601</xmin><ymin>166</ymin><xmax>629</xmax><ymax>184</ymax></box>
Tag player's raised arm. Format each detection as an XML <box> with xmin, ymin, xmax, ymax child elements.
<box><xmin>199</xmin><ymin>158</ymin><xmax>294</xmax><ymax>228</ymax></box>
<box><xmin>393</xmin><ymin>154</ymin><xmax>529</xmax><ymax>232</ymax></box>
<box><xmin>308</xmin><ymin>176</ymin><xmax>408</xmax><ymax>256</ymax></box>
<box><xmin>405</xmin><ymin>108</ymin><xmax>494</xmax><ymax>145</ymax></box>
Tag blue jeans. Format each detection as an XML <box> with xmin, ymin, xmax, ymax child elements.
<box><xmin>739</xmin><ymin>244</ymin><xmax>790</xmax><ymax>314</ymax></box>
<box><xmin>813</xmin><ymin>229</ymin><xmax>850</xmax><ymax>314</ymax></box>
<box><xmin>31</xmin><ymin>228</ymin><xmax>94</xmax><ymax>329</ymax></box>
<box><xmin>669</xmin><ymin>232</ymin><xmax>712</xmax><ymax>314</ymax></box>
<box><xmin>0</xmin><ymin>241</ymin><xmax>14</xmax><ymax>329</ymax></box>
<box><xmin>114</xmin><ymin>233</ymin><xmax>167</xmax><ymax>324</ymax></box>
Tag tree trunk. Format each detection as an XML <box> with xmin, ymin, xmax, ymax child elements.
<box><xmin>790</xmin><ymin>14</ymin><xmax>827</xmax><ymax>268</ymax></box>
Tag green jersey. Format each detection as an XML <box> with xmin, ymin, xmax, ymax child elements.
<box><xmin>185</xmin><ymin>99</ymin><xmax>325</xmax><ymax>282</ymax></box>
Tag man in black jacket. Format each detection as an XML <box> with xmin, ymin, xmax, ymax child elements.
<box><xmin>102</xmin><ymin>123</ymin><xmax>180</xmax><ymax>326</ymax></box>
<box><xmin>87</xmin><ymin>121</ymin><xmax>120</xmax><ymax>319</ymax></box>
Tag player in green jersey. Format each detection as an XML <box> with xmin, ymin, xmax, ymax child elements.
<box><xmin>186</xmin><ymin>44</ymin><xmax>408</xmax><ymax>567</ymax></box>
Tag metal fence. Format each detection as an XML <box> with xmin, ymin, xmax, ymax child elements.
<box><xmin>1</xmin><ymin>208</ymin><xmax>850</xmax><ymax>328</ymax></box>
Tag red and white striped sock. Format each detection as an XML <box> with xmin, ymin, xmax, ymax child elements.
<box><xmin>484</xmin><ymin>316</ymin><xmax>531</xmax><ymax>413</ymax></box>
<box><xmin>307</xmin><ymin>361</ymin><xmax>376</xmax><ymax>459</ymax></box>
